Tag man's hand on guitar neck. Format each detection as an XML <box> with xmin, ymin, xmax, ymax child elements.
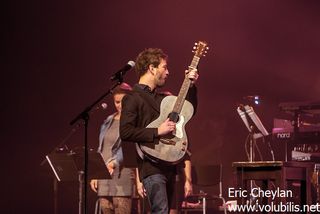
<box><xmin>185</xmin><ymin>68</ymin><xmax>199</xmax><ymax>85</ymax></box>
<box><xmin>157</xmin><ymin>118</ymin><xmax>176</xmax><ymax>136</ymax></box>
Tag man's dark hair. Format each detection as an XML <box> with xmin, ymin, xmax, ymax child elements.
<box><xmin>135</xmin><ymin>48</ymin><xmax>168</xmax><ymax>78</ymax></box>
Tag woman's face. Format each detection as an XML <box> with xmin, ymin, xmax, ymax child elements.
<box><xmin>113</xmin><ymin>93</ymin><xmax>125</xmax><ymax>113</ymax></box>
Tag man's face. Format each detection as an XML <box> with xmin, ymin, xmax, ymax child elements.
<box><xmin>154</xmin><ymin>59</ymin><xmax>169</xmax><ymax>87</ymax></box>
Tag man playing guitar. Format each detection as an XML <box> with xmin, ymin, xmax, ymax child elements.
<box><xmin>120</xmin><ymin>47</ymin><xmax>199</xmax><ymax>213</ymax></box>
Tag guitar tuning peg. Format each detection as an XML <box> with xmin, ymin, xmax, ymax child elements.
<box><xmin>195</xmin><ymin>42</ymin><xmax>198</xmax><ymax>45</ymax></box>
<box><xmin>206</xmin><ymin>47</ymin><xmax>209</xmax><ymax>50</ymax></box>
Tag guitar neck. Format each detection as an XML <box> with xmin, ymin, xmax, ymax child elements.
<box><xmin>172</xmin><ymin>56</ymin><xmax>200</xmax><ymax>113</ymax></box>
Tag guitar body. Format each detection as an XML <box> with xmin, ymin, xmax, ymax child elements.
<box><xmin>139</xmin><ymin>95</ymin><xmax>194</xmax><ymax>164</ymax></box>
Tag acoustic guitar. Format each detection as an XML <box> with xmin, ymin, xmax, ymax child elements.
<box><xmin>139</xmin><ymin>41</ymin><xmax>209</xmax><ymax>164</ymax></box>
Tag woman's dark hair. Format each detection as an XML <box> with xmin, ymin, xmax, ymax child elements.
<box><xmin>112</xmin><ymin>82</ymin><xmax>132</xmax><ymax>95</ymax></box>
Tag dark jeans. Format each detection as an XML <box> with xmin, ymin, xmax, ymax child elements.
<box><xmin>142</xmin><ymin>174</ymin><xmax>169</xmax><ymax>214</ymax></box>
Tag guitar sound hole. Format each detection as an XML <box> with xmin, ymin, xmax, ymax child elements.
<box><xmin>168</xmin><ymin>112</ymin><xmax>179</xmax><ymax>123</ymax></box>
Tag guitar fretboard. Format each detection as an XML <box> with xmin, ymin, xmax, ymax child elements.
<box><xmin>172</xmin><ymin>56</ymin><xmax>200</xmax><ymax>113</ymax></box>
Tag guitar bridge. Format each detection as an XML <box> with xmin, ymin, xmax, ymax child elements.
<box><xmin>160</xmin><ymin>138</ymin><xmax>176</xmax><ymax>145</ymax></box>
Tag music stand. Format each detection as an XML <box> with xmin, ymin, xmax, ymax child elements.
<box><xmin>237</xmin><ymin>105</ymin><xmax>272</xmax><ymax>206</ymax></box>
<box><xmin>237</xmin><ymin>105</ymin><xmax>270</xmax><ymax>162</ymax></box>
<box><xmin>46</xmin><ymin>152</ymin><xmax>111</xmax><ymax>214</ymax></box>
<box><xmin>46</xmin><ymin>153</ymin><xmax>78</xmax><ymax>181</ymax></box>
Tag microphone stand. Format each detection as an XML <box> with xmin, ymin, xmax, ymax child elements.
<box><xmin>69</xmin><ymin>75</ymin><xmax>124</xmax><ymax>214</ymax></box>
<box><xmin>238</xmin><ymin>105</ymin><xmax>256</xmax><ymax>162</ymax></box>
<box><xmin>248</xmin><ymin>126</ymin><xmax>255</xmax><ymax>163</ymax></box>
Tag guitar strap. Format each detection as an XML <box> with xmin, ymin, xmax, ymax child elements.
<box><xmin>135</xmin><ymin>143</ymin><xmax>145</xmax><ymax>160</ymax></box>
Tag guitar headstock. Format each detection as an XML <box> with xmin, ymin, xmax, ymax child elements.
<box><xmin>192</xmin><ymin>41</ymin><xmax>209</xmax><ymax>57</ymax></box>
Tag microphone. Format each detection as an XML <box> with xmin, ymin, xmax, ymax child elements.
<box><xmin>110</xmin><ymin>61</ymin><xmax>135</xmax><ymax>81</ymax></box>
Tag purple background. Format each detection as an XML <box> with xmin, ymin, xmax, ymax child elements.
<box><xmin>3</xmin><ymin>0</ymin><xmax>320</xmax><ymax>212</ymax></box>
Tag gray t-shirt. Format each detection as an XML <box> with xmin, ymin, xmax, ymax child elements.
<box><xmin>98</xmin><ymin>119</ymin><xmax>134</xmax><ymax>196</ymax></box>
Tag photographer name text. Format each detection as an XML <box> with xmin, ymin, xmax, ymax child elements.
<box><xmin>228</xmin><ymin>187</ymin><xmax>293</xmax><ymax>200</ymax></box>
